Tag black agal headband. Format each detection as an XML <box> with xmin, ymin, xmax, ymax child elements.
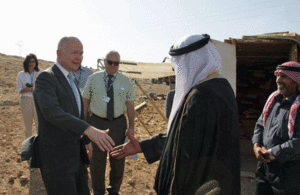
<box><xmin>276</xmin><ymin>65</ymin><xmax>300</xmax><ymax>72</ymax></box>
<box><xmin>169</xmin><ymin>34</ymin><xmax>210</xmax><ymax>56</ymax></box>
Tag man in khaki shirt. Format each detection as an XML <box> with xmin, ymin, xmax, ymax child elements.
<box><xmin>82</xmin><ymin>50</ymin><xmax>136</xmax><ymax>195</ymax></box>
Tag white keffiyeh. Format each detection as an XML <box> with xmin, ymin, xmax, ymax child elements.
<box><xmin>167</xmin><ymin>34</ymin><xmax>222</xmax><ymax>132</ymax></box>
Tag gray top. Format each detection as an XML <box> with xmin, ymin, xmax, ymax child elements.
<box><xmin>72</xmin><ymin>66</ymin><xmax>94</xmax><ymax>91</ymax></box>
<box><xmin>252</xmin><ymin>92</ymin><xmax>300</xmax><ymax>163</ymax></box>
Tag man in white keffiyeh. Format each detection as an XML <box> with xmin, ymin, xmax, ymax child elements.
<box><xmin>167</xmin><ymin>34</ymin><xmax>222</xmax><ymax>132</ymax></box>
<box><xmin>111</xmin><ymin>34</ymin><xmax>240</xmax><ymax>194</ymax></box>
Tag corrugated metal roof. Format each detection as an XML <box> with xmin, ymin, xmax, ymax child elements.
<box><xmin>242</xmin><ymin>31</ymin><xmax>300</xmax><ymax>45</ymax></box>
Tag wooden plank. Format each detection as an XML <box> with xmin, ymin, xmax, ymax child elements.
<box><xmin>119</xmin><ymin>70</ymin><xmax>142</xmax><ymax>74</ymax></box>
<box><xmin>134</xmin><ymin>102</ymin><xmax>147</xmax><ymax>111</ymax></box>
<box><xmin>134</xmin><ymin>80</ymin><xmax>168</xmax><ymax>122</ymax></box>
<box><xmin>237</xmin><ymin>55</ymin><xmax>287</xmax><ymax>59</ymax></box>
<box><xmin>119</xmin><ymin>61</ymin><xmax>137</xmax><ymax>65</ymax></box>
<box><xmin>97</xmin><ymin>59</ymin><xmax>137</xmax><ymax>70</ymax></box>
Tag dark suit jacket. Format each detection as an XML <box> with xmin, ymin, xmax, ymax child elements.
<box><xmin>33</xmin><ymin>64</ymin><xmax>90</xmax><ymax>172</ymax></box>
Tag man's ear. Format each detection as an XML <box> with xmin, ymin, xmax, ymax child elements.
<box><xmin>57</xmin><ymin>49</ymin><xmax>61</xmax><ymax>58</ymax></box>
<box><xmin>294</xmin><ymin>81</ymin><xmax>300</xmax><ymax>91</ymax></box>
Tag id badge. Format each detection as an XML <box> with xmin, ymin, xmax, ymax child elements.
<box><xmin>102</xmin><ymin>96</ymin><xmax>110</xmax><ymax>103</ymax></box>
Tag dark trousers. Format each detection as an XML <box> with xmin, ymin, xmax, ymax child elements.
<box><xmin>40</xmin><ymin>161</ymin><xmax>90</xmax><ymax>195</ymax></box>
<box><xmin>255</xmin><ymin>161</ymin><xmax>300</xmax><ymax>195</ymax></box>
<box><xmin>89</xmin><ymin>114</ymin><xmax>127</xmax><ymax>195</ymax></box>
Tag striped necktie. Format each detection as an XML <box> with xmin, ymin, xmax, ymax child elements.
<box><xmin>67</xmin><ymin>73</ymin><xmax>81</xmax><ymax>116</ymax></box>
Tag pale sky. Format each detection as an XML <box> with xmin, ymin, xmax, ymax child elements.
<box><xmin>1</xmin><ymin>0</ymin><xmax>299</xmax><ymax>69</ymax></box>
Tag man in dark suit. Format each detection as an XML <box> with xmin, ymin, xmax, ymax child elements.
<box><xmin>33</xmin><ymin>36</ymin><xmax>115</xmax><ymax>195</ymax></box>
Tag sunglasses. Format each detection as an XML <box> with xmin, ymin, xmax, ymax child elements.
<box><xmin>107</xmin><ymin>60</ymin><xmax>120</xmax><ymax>66</ymax></box>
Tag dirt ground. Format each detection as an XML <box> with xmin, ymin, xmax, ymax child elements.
<box><xmin>0</xmin><ymin>53</ymin><xmax>256</xmax><ymax>195</ymax></box>
<box><xmin>0</xmin><ymin>53</ymin><xmax>171</xmax><ymax>195</ymax></box>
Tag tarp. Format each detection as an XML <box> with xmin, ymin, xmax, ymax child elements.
<box><xmin>113</xmin><ymin>62</ymin><xmax>174</xmax><ymax>79</ymax></box>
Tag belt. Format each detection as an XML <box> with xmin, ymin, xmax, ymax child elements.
<box><xmin>91</xmin><ymin>113</ymin><xmax>124</xmax><ymax>121</ymax></box>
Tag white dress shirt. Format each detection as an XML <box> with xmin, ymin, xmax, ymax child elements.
<box><xmin>17</xmin><ymin>69</ymin><xmax>43</xmax><ymax>97</ymax></box>
<box><xmin>55</xmin><ymin>62</ymin><xmax>81</xmax><ymax>115</ymax></box>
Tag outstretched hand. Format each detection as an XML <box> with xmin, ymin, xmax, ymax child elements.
<box><xmin>84</xmin><ymin>126</ymin><xmax>115</xmax><ymax>152</ymax></box>
<box><xmin>110</xmin><ymin>133</ymin><xmax>142</xmax><ymax>159</ymax></box>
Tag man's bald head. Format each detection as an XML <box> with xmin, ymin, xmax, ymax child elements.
<box><xmin>56</xmin><ymin>36</ymin><xmax>83</xmax><ymax>72</ymax></box>
<box><xmin>57</xmin><ymin>37</ymin><xmax>81</xmax><ymax>52</ymax></box>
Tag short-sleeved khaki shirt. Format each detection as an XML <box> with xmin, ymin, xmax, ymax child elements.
<box><xmin>82</xmin><ymin>70</ymin><xmax>136</xmax><ymax>118</ymax></box>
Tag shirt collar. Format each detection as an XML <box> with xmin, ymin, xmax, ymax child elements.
<box><xmin>55</xmin><ymin>62</ymin><xmax>70</xmax><ymax>78</ymax></box>
<box><xmin>74</xmin><ymin>66</ymin><xmax>82</xmax><ymax>72</ymax></box>
<box><xmin>287</xmin><ymin>92</ymin><xmax>299</xmax><ymax>103</ymax></box>
<box><xmin>104</xmin><ymin>70</ymin><xmax>118</xmax><ymax>77</ymax></box>
<box><xmin>275</xmin><ymin>91</ymin><xmax>299</xmax><ymax>103</ymax></box>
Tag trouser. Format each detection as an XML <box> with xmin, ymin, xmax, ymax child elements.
<box><xmin>89</xmin><ymin>114</ymin><xmax>127</xmax><ymax>195</ymax></box>
<box><xmin>20</xmin><ymin>96</ymin><xmax>37</xmax><ymax>138</ymax></box>
<box><xmin>40</xmin><ymin>161</ymin><xmax>90</xmax><ymax>195</ymax></box>
<box><xmin>255</xmin><ymin>160</ymin><xmax>300</xmax><ymax>195</ymax></box>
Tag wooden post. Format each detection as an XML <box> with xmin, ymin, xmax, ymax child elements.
<box><xmin>134</xmin><ymin>80</ymin><xmax>168</xmax><ymax>122</ymax></box>
<box><xmin>97</xmin><ymin>59</ymin><xmax>105</xmax><ymax>70</ymax></box>
<box><xmin>231</xmin><ymin>39</ymin><xmax>236</xmax><ymax>47</ymax></box>
<box><xmin>290</xmin><ymin>43</ymin><xmax>298</xmax><ymax>62</ymax></box>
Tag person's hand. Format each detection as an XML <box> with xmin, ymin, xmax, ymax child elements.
<box><xmin>20</xmin><ymin>87</ymin><xmax>33</xmax><ymax>94</ymax></box>
<box><xmin>253</xmin><ymin>143</ymin><xmax>270</xmax><ymax>163</ymax></box>
<box><xmin>84</xmin><ymin>126</ymin><xmax>115</xmax><ymax>152</ymax></box>
<box><xmin>28</xmin><ymin>87</ymin><xmax>33</xmax><ymax>92</ymax></box>
<box><xmin>261</xmin><ymin>146</ymin><xmax>270</xmax><ymax>159</ymax></box>
<box><xmin>125</xmin><ymin>127</ymin><xmax>134</xmax><ymax>137</ymax></box>
<box><xmin>85</xmin><ymin>143</ymin><xmax>93</xmax><ymax>159</ymax></box>
<box><xmin>110</xmin><ymin>133</ymin><xmax>141</xmax><ymax>159</ymax></box>
<box><xmin>195</xmin><ymin>180</ymin><xmax>221</xmax><ymax>195</ymax></box>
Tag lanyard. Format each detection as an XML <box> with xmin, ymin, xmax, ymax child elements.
<box><xmin>103</xmin><ymin>72</ymin><xmax>118</xmax><ymax>93</ymax></box>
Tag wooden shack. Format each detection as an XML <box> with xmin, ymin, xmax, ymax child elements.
<box><xmin>224</xmin><ymin>31</ymin><xmax>300</xmax><ymax>139</ymax></box>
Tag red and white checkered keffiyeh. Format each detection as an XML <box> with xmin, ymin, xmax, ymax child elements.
<box><xmin>263</xmin><ymin>61</ymin><xmax>300</xmax><ymax>139</ymax></box>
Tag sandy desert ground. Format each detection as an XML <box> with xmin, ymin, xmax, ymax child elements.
<box><xmin>0</xmin><ymin>53</ymin><xmax>256</xmax><ymax>195</ymax></box>
<box><xmin>0</xmin><ymin>53</ymin><xmax>173</xmax><ymax>195</ymax></box>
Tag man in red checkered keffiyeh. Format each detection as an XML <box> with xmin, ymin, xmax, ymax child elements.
<box><xmin>252</xmin><ymin>61</ymin><xmax>300</xmax><ymax>194</ymax></box>
<box><xmin>264</xmin><ymin>61</ymin><xmax>300</xmax><ymax>139</ymax></box>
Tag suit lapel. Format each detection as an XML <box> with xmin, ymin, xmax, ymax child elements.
<box><xmin>52</xmin><ymin>65</ymin><xmax>80</xmax><ymax>117</ymax></box>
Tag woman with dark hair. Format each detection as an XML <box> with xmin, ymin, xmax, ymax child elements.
<box><xmin>17</xmin><ymin>54</ymin><xmax>43</xmax><ymax>138</ymax></box>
